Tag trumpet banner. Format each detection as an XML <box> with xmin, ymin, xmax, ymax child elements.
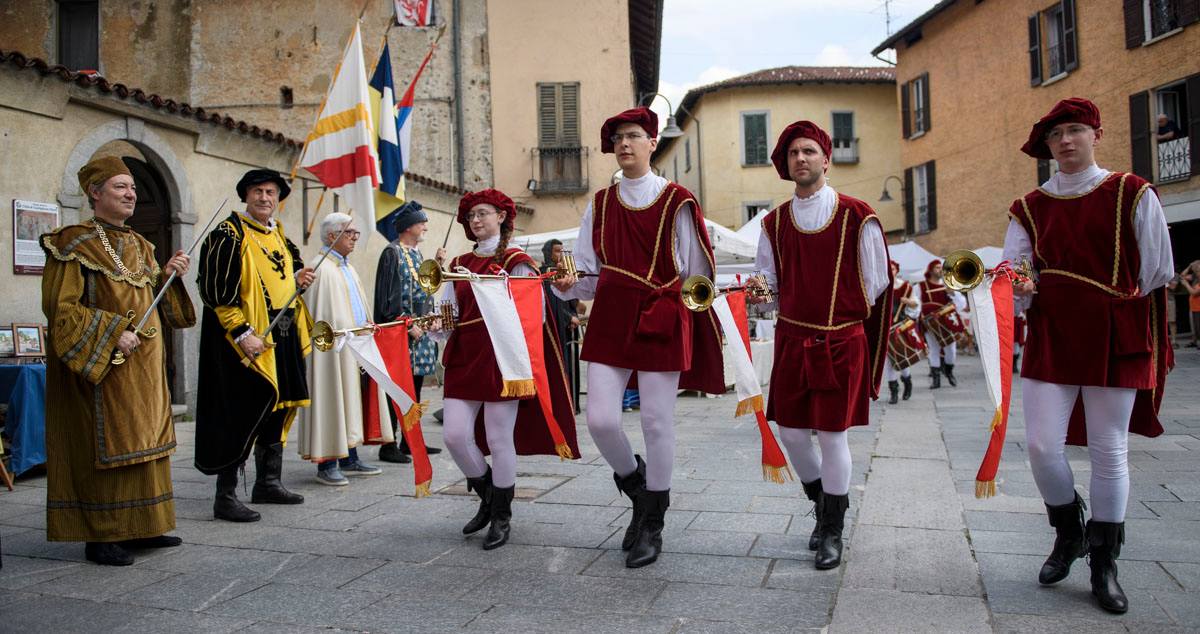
<box><xmin>710</xmin><ymin>291</ymin><xmax>792</xmax><ymax>483</ymax></box>
<box><xmin>345</xmin><ymin>326</ymin><xmax>433</xmax><ymax>497</ymax></box>
<box><xmin>965</xmin><ymin>271</ymin><xmax>1015</xmax><ymax>498</ymax></box>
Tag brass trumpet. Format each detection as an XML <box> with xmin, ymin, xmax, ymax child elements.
<box><xmin>312</xmin><ymin>302</ymin><xmax>457</xmax><ymax>352</ymax></box>
<box><xmin>681</xmin><ymin>274</ymin><xmax>774</xmax><ymax>312</ymax></box>
<box><xmin>417</xmin><ymin>260</ymin><xmax>548</xmax><ymax>295</ymax></box>
<box><xmin>942</xmin><ymin>250</ymin><xmax>1034</xmax><ymax>293</ymax></box>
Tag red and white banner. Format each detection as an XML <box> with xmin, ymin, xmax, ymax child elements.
<box><xmin>395</xmin><ymin>0</ymin><xmax>435</xmax><ymax>26</ymax></box>
<box><xmin>711</xmin><ymin>291</ymin><xmax>792</xmax><ymax>483</ymax></box>
<box><xmin>965</xmin><ymin>268</ymin><xmax>1016</xmax><ymax>498</ymax></box>
<box><xmin>344</xmin><ymin>326</ymin><xmax>433</xmax><ymax>496</ymax></box>
<box><xmin>299</xmin><ymin>22</ymin><xmax>379</xmax><ymax>220</ymax></box>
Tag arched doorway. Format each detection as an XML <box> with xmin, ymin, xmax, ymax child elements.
<box><xmin>121</xmin><ymin>156</ymin><xmax>177</xmax><ymax>389</ymax></box>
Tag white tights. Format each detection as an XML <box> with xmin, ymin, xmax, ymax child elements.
<box><xmin>924</xmin><ymin>335</ymin><xmax>957</xmax><ymax>368</ymax></box>
<box><xmin>1022</xmin><ymin>378</ymin><xmax>1134</xmax><ymax>522</ymax></box>
<box><xmin>883</xmin><ymin>363</ymin><xmax>911</xmax><ymax>382</ymax></box>
<box><xmin>586</xmin><ymin>362</ymin><xmax>680</xmax><ymax>492</ymax></box>
<box><xmin>442</xmin><ymin>398</ymin><xmax>520</xmax><ymax>488</ymax></box>
<box><xmin>777</xmin><ymin>427</ymin><xmax>852</xmax><ymax>496</ymax></box>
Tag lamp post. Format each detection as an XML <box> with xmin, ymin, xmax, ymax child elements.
<box><xmin>638</xmin><ymin>92</ymin><xmax>684</xmax><ymax>138</ymax></box>
<box><xmin>879</xmin><ymin>175</ymin><xmax>904</xmax><ymax>202</ymax></box>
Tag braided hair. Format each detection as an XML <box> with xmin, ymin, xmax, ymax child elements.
<box><xmin>490</xmin><ymin>218</ymin><xmax>513</xmax><ymax>271</ymax></box>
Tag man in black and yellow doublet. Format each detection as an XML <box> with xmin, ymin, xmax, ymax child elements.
<box><xmin>41</xmin><ymin>156</ymin><xmax>195</xmax><ymax>566</ymax></box>
<box><xmin>195</xmin><ymin>169</ymin><xmax>312</xmax><ymax>522</ymax></box>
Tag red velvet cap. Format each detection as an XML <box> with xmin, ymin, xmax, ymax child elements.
<box><xmin>458</xmin><ymin>189</ymin><xmax>516</xmax><ymax>241</ymax></box>
<box><xmin>925</xmin><ymin>259</ymin><xmax>942</xmax><ymax>279</ymax></box>
<box><xmin>770</xmin><ymin>120</ymin><xmax>833</xmax><ymax>180</ymax></box>
<box><xmin>600</xmin><ymin>107</ymin><xmax>658</xmax><ymax>154</ymax></box>
<box><xmin>1021</xmin><ymin>97</ymin><xmax>1102</xmax><ymax>160</ymax></box>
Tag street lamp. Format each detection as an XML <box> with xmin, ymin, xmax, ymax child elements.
<box><xmin>879</xmin><ymin>175</ymin><xmax>904</xmax><ymax>202</ymax></box>
<box><xmin>639</xmin><ymin>92</ymin><xmax>684</xmax><ymax>138</ymax></box>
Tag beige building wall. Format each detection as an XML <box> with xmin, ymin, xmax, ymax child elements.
<box><xmin>889</xmin><ymin>0</ymin><xmax>1200</xmax><ymax>255</ymax></box>
<box><xmin>653</xmin><ymin>83</ymin><xmax>903</xmax><ymax>232</ymax></box>
<box><xmin>487</xmin><ymin>0</ymin><xmax>637</xmax><ymax>235</ymax></box>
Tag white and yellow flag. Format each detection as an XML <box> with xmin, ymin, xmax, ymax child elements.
<box><xmin>299</xmin><ymin>22</ymin><xmax>379</xmax><ymax>220</ymax></box>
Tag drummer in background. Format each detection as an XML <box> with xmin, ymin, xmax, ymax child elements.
<box><xmin>916</xmin><ymin>259</ymin><xmax>963</xmax><ymax>389</ymax></box>
<box><xmin>883</xmin><ymin>260</ymin><xmax>921</xmax><ymax>403</ymax></box>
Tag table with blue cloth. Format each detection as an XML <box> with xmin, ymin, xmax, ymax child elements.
<box><xmin>0</xmin><ymin>363</ymin><xmax>47</xmax><ymax>476</ymax></box>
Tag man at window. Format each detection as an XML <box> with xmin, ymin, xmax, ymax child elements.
<box><xmin>1156</xmin><ymin>113</ymin><xmax>1182</xmax><ymax>142</ymax></box>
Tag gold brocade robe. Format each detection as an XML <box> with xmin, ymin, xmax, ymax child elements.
<box><xmin>40</xmin><ymin>219</ymin><xmax>195</xmax><ymax>541</ymax></box>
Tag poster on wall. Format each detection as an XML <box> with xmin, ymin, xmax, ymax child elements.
<box><xmin>13</xmin><ymin>199</ymin><xmax>60</xmax><ymax>275</ymax></box>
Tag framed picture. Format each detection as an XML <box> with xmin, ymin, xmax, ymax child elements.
<box><xmin>0</xmin><ymin>326</ymin><xmax>13</xmax><ymax>357</ymax></box>
<box><xmin>13</xmin><ymin>200</ymin><xmax>60</xmax><ymax>275</ymax></box>
<box><xmin>13</xmin><ymin>323</ymin><xmax>44</xmax><ymax>357</ymax></box>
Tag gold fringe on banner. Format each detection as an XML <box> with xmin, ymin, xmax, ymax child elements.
<box><xmin>555</xmin><ymin>442</ymin><xmax>574</xmax><ymax>461</ymax></box>
<box><xmin>401</xmin><ymin>402</ymin><xmax>425</xmax><ymax>432</ymax></box>
<box><xmin>975</xmin><ymin>479</ymin><xmax>997</xmax><ymax>499</ymax></box>
<box><xmin>500</xmin><ymin>379</ymin><xmax>536</xmax><ymax>398</ymax></box>
<box><xmin>414</xmin><ymin>481</ymin><xmax>432</xmax><ymax>498</ymax></box>
<box><xmin>735</xmin><ymin>394</ymin><xmax>764</xmax><ymax>418</ymax></box>
<box><xmin>762</xmin><ymin>464</ymin><xmax>793</xmax><ymax>484</ymax></box>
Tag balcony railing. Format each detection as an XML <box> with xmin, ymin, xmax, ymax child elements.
<box><xmin>532</xmin><ymin>146</ymin><xmax>588</xmax><ymax>194</ymax></box>
<box><xmin>1157</xmin><ymin>136</ymin><xmax>1191</xmax><ymax>184</ymax></box>
<box><xmin>832</xmin><ymin>138</ymin><xmax>858</xmax><ymax>164</ymax></box>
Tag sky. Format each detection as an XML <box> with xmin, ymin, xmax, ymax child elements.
<box><xmin>649</xmin><ymin>0</ymin><xmax>944</xmax><ymax>124</ymax></box>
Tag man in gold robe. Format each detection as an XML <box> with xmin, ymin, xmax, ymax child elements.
<box><xmin>195</xmin><ymin>169</ymin><xmax>313</xmax><ymax>522</ymax></box>
<box><xmin>41</xmin><ymin>156</ymin><xmax>195</xmax><ymax>566</ymax></box>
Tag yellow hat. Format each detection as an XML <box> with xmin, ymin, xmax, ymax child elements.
<box><xmin>77</xmin><ymin>156</ymin><xmax>132</xmax><ymax>194</ymax></box>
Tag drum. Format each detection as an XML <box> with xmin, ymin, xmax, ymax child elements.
<box><xmin>887</xmin><ymin>318</ymin><xmax>926</xmax><ymax>370</ymax></box>
<box><xmin>921</xmin><ymin>303</ymin><xmax>965</xmax><ymax>347</ymax></box>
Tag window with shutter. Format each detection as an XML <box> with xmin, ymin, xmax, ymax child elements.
<box><xmin>903</xmin><ymin>168</ymin><xmax>915</xmax><ymax>234</ymax></box>
<box><xmin>741</xmin><ymin>111</ymin><xmax>770</xmax><ymax>166</ymax></box>
<box><xmin>925</xmin><ymin>161</ymin><xmax>937</xmax><ymax>231</ymax></box>
<box><xmin>1062</xmin><ymin>0</ymin><xmax>1078</xmax><ymax>71</ymax></box>
<box><xmin>1124</xmin><ymin>0</ymin><xmax>1147</xmax><ymax>47</ymax></box>
<box><xmin>1028</xmin><ymin>14</ymin><xmax>1043</xmax><ymax>86</ymax></box>
<box><xmin>1045</xmin><ymin>5</ymin><xmax>1067</xmax><ymax>76</ymax></box>
<box><xmin>831</xmin><ymin>112</ymin><xmax>857</xmax><ymax>163</ymax></box>
<box><xmin>914</xmin><ymin>163</ymin><xmax>931</xmax><ymax>233</ymax></box>
<box><xmin>909</xmin><ymin>76</ymin><xmax>928</xmax><ymax>136</ymax></box>
<box><xmin>901</xmin><ymin>81</ymin><xmax>912</xmax><ymax>138</ymax></box>
<box><xmin>1129</xmin><ymin>91</ymin><xmax>1153</xmax><ymax>179</ymax></box>
<box><xmin>535</xmin><ymin>82</ymin><xmax>584</xmax><ymax>193</ymax></box>
<box><xmin>58</xmin><ymin>1</ymin><xmax>99</xmax><ymax>72</ymax></box>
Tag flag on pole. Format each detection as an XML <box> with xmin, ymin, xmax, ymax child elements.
<box><xmin>345</xmin><ymin>327</ymin><xmax>433</xmax><ymax>497</ymax></box>
<box><xmin>299</xmin><ymin>22</ymin><xmax>379</xmax><ymax>221</ymax></box>
<box><xmin>369</xmin><ymin>42</ymin><xmax>405</xmax><ymax>232</ymax></box>
<box><xmin>395</xmin><ymin>0</ymin><xmax>436</xmax><ymax>26</ymax></box>
<box><xmin>966</xmin><ymin>266</ymin><xmax>1017</xmax><ymax>498</ymax></box>
<box><xmin>372</xmin><ymin>31</ymin><xmax>441</xmax><ymax>237</ymax></box>
<box><xmin>711</xmin><ymin>291</ymin><xmax>792</xmax><ymax>483</ymax></box>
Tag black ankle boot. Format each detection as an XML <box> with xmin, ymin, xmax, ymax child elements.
<box><xmin>929</xmin><ymin>367</ymin><xmax>942</xmax><ymax>389</ymax></box>
<box><xmin>1088</xmin><ymin>520</ymin><xmax>1128</xmax><ymax>613</ymax></box>
<box><xmin>613</xmin><ymin>455</ymin><xmax>647</xmax><ymax>551</ymax></box>
<box><xmin>901</xmin><ymin>375</ymin><xmax>913</xmax><ymax>400</ymax></box>
<box><xmin>626</xmin><ymin>489</ymin><xmax>669</xmax><ymax>568</ymax></box>
<box><xmin>85</xmin><ymin>542</ymin><xmax>134</xmax><ymax>566</ymax></box>
<box><xmin>251</xmin><ymin>442</ymin><xmax>304</xmax><ymax>504</ymax></box>
<box><xmin>815</xmin><ymin>492</ymin><xmax>849</xmax><ymax>570</ymax></box>
<box><xmin>1039</xmin><ymin>492</ymin><xmax>1086</xmax><ymax>585</ymax></box>
<box><xmin>887</xmin><ymin>380</ymin><xmax>899</xmax><ymax>404</ymax></box>
<box><xmin>1013</xmin><ymin>353</ymin><xmax>1021</xmax><ymax>374</ymax></box>
<box><xmin>943</xmin><ymin>363</ymin><xmax>957</xmax><ymax>387</ymax></box>
<box><xmin>483</xmin><ymin>485</ymin><xmax>514</xmax><ymax>550</ymax></box>
<box><xmin>801</xmin><ymin>478</ymin><xmax>823</xmax><ymax>551</ymax></box>
<box><xmin>463</xmin><ymin>468</ymin><xmax>493</xmax><ymax>535</ymax></box>
<box><xmin>214</xmin><ymin>468</ymin><xmax>260</xmax><ymax>522</ymax></box>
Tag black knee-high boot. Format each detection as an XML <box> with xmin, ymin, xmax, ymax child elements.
<box><xmin>463</xmin><ymin>467</ymin><xmax>493</xmax><ymax>535</ymax></box>
<box><xmin>251</xmin><ymin>442</ymin><xmax>304</xmax><ymax>504</ymax></box>
<box><xmin>613</xmin><ymin>455</ymin><xmax>647</xmax><ymax>551</ymax></box>
<box><xmin>214</xmin><ymin>467</ymin><xmax>261</xmax><ymax>522</ymax></box>
<box><xmin>626</xmin><ymin>489</ymin><xmax>669</xmax><ymax>568</ymax></box>
<box><xmin>1087</xmin><ymin>520</ymin><xmax>1128</xmax><ymax>613</ymax></box>
<box><xmin>901</xmin><ymin>375</ymin><xmax>913</xmax><ymax>400</ymax></box>
<box><xmin>483</xmin><ymin>485</ymin><xmax>514</xmax><ymax>550</ymax></box>
<box><xmin>887</xmin><ymin>380</ymin><xmax>899</xmax><ymax>404</ymax></box>
<box><xmin>1038</xmin><ymin>492</ymin><xmax>1086</xmax><ymax>585</ymax></box>
<box><xmin>801</xmin><ymin>478</ymin><xmax>823</xmax><ymax>551</ymax></box>
<box><xmin>943</xmin><ymin>363</ymin><xmax>958</xmax><ymax>387</ymax></box>
<box><xmin>929</xmin><ymin>367</ymin><xmax>942</xmax><ymax>389</ymax></box>
<box><xmin>814</xmin><ymin>492</ymin><xmax>849</xmax><ymax>570</ymax></box>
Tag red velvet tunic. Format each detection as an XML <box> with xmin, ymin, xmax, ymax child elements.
<box><xmin>1010</xmin><ymin>171</ymin><xmax>1167</xmax><ymax>442</ymax></box>
<box><xmin>581</xmin><ymin>181</ymin><xmax>724</xmax><ymax>393</ymax></box>
<box><xmin>918</xmin><ymin>280</ymin><xmax>950</xmax><ymax>316</ymax></box>
<box><xmin>893</xmin><ymin>281</ymin><xmax>914</xmax><ymax>324</ymax></box>
<box><xmin>763</xmin><ymin>194</ymin><xmax>892</xmax><ymax>431</ymax></box>
<box><xmin>442</xmin><ymin>248</ymin><xmax>582</xmax><ymax>458</ymax></box>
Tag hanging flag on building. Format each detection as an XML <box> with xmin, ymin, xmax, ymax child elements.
<box><xmin>299</xmin><ymin>22</ymin><xmax>379</xmax><ymax>221</ymax></box>
<box><xmin>395</xmin><ymin>0</ymin><xmax>436</xmax><ymax>26</ymax></box>
<box><xmin>372</xmin><ymin>29</ymin><xmax>444</xmax><ymax>237</ymax></box>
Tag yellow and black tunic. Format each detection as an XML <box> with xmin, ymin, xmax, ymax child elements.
<box><xmin>194</xmin><ymin>212</ymin><xmax>311</xmax><ymax>474</ymax></box>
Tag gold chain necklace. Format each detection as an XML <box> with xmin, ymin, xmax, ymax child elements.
<box><xmin>92</xmin><ymin>219</ymin><xmax>139</xmax><ymax>278</ymax></box>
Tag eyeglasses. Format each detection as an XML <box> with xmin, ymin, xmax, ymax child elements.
<box><xmin>464</xmin><ymin>210</ymin><xmax>496</xmax><ymax>221</ymax></box>
<box><xmin>609</xmin><ymin>132</ymin><xmax>649</xmax><ymax>143</ymax></box>
<box><xmin>1045</xmin><ymin>125</ymin><xmax>1093</xmax><ymax>142</ymax></box>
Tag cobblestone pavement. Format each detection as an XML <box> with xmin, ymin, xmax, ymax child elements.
<box><xmin>1</xmin><ymin>348</ymin><xmax>1197</xmax><ymax>632</ymax></box>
